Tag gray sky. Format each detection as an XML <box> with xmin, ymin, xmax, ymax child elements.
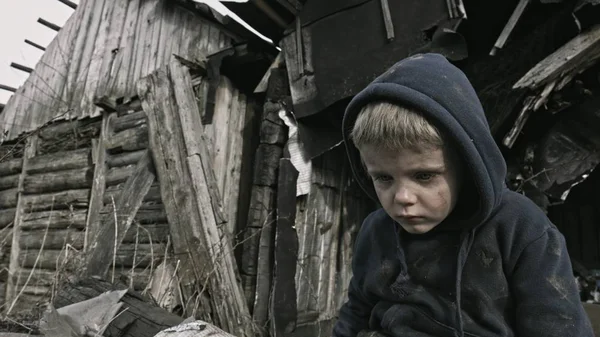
<box><xmin>0</xmin><ymin>0</ymin><xmax>263</xmax><ymax>105</ymax></box>
<box><xmin>0</xmin><ymin>0</ymin><xmax>76</xmax><ymax>104</ymax></box>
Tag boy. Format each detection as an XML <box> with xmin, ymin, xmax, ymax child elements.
<box><xmin>332</xmin><ymin>53</ymin><xmax>593</xmax><ymax>337</ymax></box>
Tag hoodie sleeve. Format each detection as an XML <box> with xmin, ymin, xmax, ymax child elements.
<box><xmin>332</xmin><ymin>214</ymin><xmax>378</xmax><ymax>337</ymax></box>
<box><xmin>511</xmin><ymin>227</ymin><xmax>594</xmax><ymax>337</ymax></box>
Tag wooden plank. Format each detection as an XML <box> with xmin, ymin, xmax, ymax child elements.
<box><xmin>110</xmin><ymin>0</ymin><xmax>141</xmax><ymax>98</ymax></box>
<box><xmin>80</xmin><ymin>0</ymin><xmax>113</xmax><ymax>114</ymax></box>
<box><xmin>22</xmin><ymin>209</ymin><xmax>87</xmax><ymax>230</ymax></box>
<box><xmin>0</xmin><ymin>158</ymin><xmax>23</xmax><ymax>176</ymax></box>
<box><xmin>129</xmin><ymin>0</ymin><xmax>154</xmax><ymax>94</ymax></box>
<box><xmin>111</xmin><ymin>111</ymin><xmax>147</xmax><ymax>132</ymax></box>
<box><xmin>82</xmin><ymin>151</ymin><xmax>155</xmax><ymax>278</ymax></box>
<box><xmin>26</xmin><ymin>148</ymin><xmax>91</xmax><ymax>174</ymax></box>
<box><xmin>143</xmin><ymin>0</ymin><xmax>162</xmax><ymax>78</ymax></box>
<box><xmin>61</xmin><ymin>0</ymin><xmax>95</xmax><ymax>104</ymax></box>
<box><xmin>106</xmin><ymin>165</ymin><xmax>136</xmax><ymax>186</ymax></box>
<box><xmin>21</xmin><ymin>189</ymin><xmax>90</xmax><ymax>212</ymax></box>
<box><xmin>514</xmin><ymin>24</ymin><xmax>600</xmax><ymax>90</ymax></box>
<box><xmin>85</xmin><ymin>113</ymin><xmax>111</xmax><ymax>250</ymax></box>
<box><xmin>490</xmin><ymin>0</ymin><xmax>531</xmax><ymax>56</ymax></box>
<box><xmin>270</xmin><ymin>158</ymin><xmax>299</xmax><ymax>336</ymax></box>
<box><xmin>94</xmin><ymin>0</ymin><xmax>128</xmax><ymax>99</ymax></box>
<box><xmin>105</xmin><ymin>125</ymin><xmax>148</xmax><ymax>152</ymax></box>
<box><xmin>254</xmin><ymin>144</ymin><xmax>284</xmax><ymax>186</ymax></box>
<box><xmin>6</xmin><ymin>135</ymin><xmax>37</xmax><ymax>313</ymax></box>
<box><xmin>138</xmin><ymin>62</ymin><xmax>253</xmax><ymax>335</ymax></box>
<box><xmin>122</xmin><ymin>223</ymin><xmax>169</xmax><ymax>244</ymax></box>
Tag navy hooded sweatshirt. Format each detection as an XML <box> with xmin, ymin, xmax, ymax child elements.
<box><xmin>332</xmin><ymin>53</ymin><xmax>593</xmax><ymax>337</ymax></box>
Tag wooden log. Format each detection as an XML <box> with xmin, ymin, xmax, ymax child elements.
<box><xmin>105</xmin><ymin>125</ymin><xmax>149</xmax><ymax>152</ymax></box>
<box><xmin>18</xmin><ymin>249</ymin><xmax>71</xmax><ymax>270</ymax></box>
<box><xmin>0</xmin><ymin>209</ymin><xmax>16</xmax><ymax>228</ymax></box>
<box><xmin>82</xmin><ymin>151</ymin><xmax>155</xmax><ymax>278</ymax></box>
<box><xmin>0</xmin><ymin>158</ymin><xmax>23</xmax><ymax>176</ymax></box>
<box><xmin>122</xmin><ymin>223</ymin><xmax>170</xmax><ymax>244</ymax></box>
<box><xmin>270</xmin><ymin>158</ymin><xmax>299</xmax><ymax>336</ymax></box>
<box><xmin>37</xmin><ymin>119</ymin><xmax>102</xmax><ymax>140</ymax></box>
<box><xmin>106</xmin><ymin>165</ymin><xmax>136</xmax><ymax>186</ymax></box>
<box><xmin>26</xmin><ymin>148</ymin><xmax>91</xmax><ymax>174</ymax></box>
<box><xmin>21</xmin><ymin>189</ymin><xmax>90</xmax><ymax>212</ymax></box>
<box><xmin>15</xmin><ymin>268</ymin><xmax>68</xmax><ymax>287</ymax></box>
<box><xmin>22</xmin><ymin>209</ymin><xmax>87</xmax><ymax>230</ymax></box>
<box><xmin>0</xmin><ymin>188</ymin><xmax>18</xmax><ymax>208</ymax></box>
<box><xmin>253</xmin><ymin>144</ymin><xmax>283</xmax><ymax>187</ymax></box>
<box><xmin>139</xmin><ymin>61</ymin><xmax>252</xmax><ymax>336</ymax></box>
<box><xmin>54</xmin><ymin>278</ymin><xmax>184</xmax><ymax>337</ymax></box>
<box><xmin>23</xmin><ymin>167</ymin><xmax>93</xmax><ymax>194</ymax></box>
<box><xmin>105</xmin><ymin>184</ymin><xmax>162</xmax><ymax>204</ymax></box>
<box><xmin>85</xmin><ymin>113</ymin><xmax>111</xmax><ymax>251</ymax></box>
<box><xmin>20</xmin><ymin>229</ymin><xmax>84</xmax><ymax>250</ymax></box>
<box><xmin>132</xmin><ymin>203</ymin><xmax>168</xmax><ymax>224</ymax></box>
<box><xmin>107</xmin><ymin>149</ymin><xmax>145</xmax><ymax>168</ymax></box>
<box><xmin>0</xmin><ymin>174</ymin><xmax>19</xmax><ymax>191</ymax></box>
<box><xmin>259</xmin><ymin>103</ymin><xmax>287</xmax><ymax>145</ymax></box>
<box><xmin>112</xmin><ymin>111</ymin><xmax>147</xmax><ymax>133</ymax></box>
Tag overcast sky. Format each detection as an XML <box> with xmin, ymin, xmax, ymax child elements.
<box><xmin>0</xmin><ymin>0</ymin><xmax>258</xmax><ymax>105</ymax></box>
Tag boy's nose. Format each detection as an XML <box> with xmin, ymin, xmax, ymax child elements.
<box><xmin>394</xmin><ymin>186</ymin><xmax>417</xmax><ymax>205</ymax></box>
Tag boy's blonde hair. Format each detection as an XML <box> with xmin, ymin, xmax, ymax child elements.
<box><xmin>351</xmin><ymin>101</ymin><xmax>443</xmax><ymax>150</ymax></box>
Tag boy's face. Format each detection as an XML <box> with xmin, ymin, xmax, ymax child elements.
<box><xmin>359</xmin><ymin>144</ymin><xmax>462</xmax><ymax>234</ymax></box>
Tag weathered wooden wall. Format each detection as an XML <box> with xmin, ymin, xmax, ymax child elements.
<box><xmin>0</xmin><ymin>0</ymin><xmax>234</xmax><ymax>142</ymax></box>
<box><xmin>1</xmin><ymin>119</ymin><xmax>99</xmax><ymax>313</ymax></box>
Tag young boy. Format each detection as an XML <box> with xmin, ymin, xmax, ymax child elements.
<box><xmin>332</xmin><ymin>53</ymin><xmax>594</xmax><ymax>337</ymax></box>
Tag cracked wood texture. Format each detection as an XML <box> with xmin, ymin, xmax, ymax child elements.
<box><xmin>138</xmin><ymin>60</ymin><xmax>253</xmax><ymax>337</ymax></box>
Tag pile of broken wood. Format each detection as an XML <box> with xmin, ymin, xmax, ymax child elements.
<box><xmin>1</xmin><ymin>277</ymin><xmax>238</xmax><ymax>337</ymax></box>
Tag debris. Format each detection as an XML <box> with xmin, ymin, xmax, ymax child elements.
<box><xmin>153</xmin><ymin>320</ymin><xmax>236</xmax><ymax>337</ymax></box>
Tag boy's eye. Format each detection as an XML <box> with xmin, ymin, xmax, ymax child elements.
<box><xmin>373</xmin><ymin>175</ymin><xmax>393</xmax><ymax>183</ymax></box>
<box><xmin>415</xmin><ymin>172</ymin><xmax>436</xmax><ymax>181</ymax></box>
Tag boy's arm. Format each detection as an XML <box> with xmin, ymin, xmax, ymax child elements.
<box><xmin>332</xmin><ymin>276</ymin><xmax>374</xmax><ymax>337</ymax></box>
<box><xmin>511</xmin><ymin>227</ymin><xmax>594</xmax><ymax>336</ymax></box>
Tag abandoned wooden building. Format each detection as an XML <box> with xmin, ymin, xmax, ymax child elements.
<box><xmin>1</xmin><ymin>0</ymin><xmax>600</xmax><ymax>336</ymax></box>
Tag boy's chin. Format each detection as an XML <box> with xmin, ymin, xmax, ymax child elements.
<box><xmin>399</xmin><ymin>222</ymin><xmax>439</xmax><ymax>234</ymax></box>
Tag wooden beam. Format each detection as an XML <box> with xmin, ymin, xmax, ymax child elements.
<box><xmin>490</xmin><ymin>0</ymin><xmax>531</xmax><ymax>56</ymax></box>
<box><xmin>138</xmin><ymin>61</ymin><xmax>253</xmax><ymax>336</ymax></box>
<box><xmin>24</xmin><ymin>39</ymin><xmax>46</xmax><ymax>52</ymax></box>
<box><xmin>270</xmin><ymin>158</ymin><xmax>299</xmax><ymax>336</ymax></box>
<box><xmin>380</xmin><ymin>0</ymin><xmax>395</xmax><ymax>41</ymax></box>
<box><xmin>84</xmin><ymin>113</ymin><xmax>111</xmax><ymax>251</ymax></box>
<box><xmin>37</xmin><ymin>18</ymin><xmax>61</xmax><ymax>32</ymax></box>
<box><xmin>57</xmin><ymin>0</ymin><xmax>77</xmax><ymax>9</ymax></box>
<box><xmin>514</xmin><ymin>24</ymin><xmax>600</xmax><ymax>90</ymax></box>
<box><xmin>81</xmin><ymin>151</ymin><xmax>155</xmax><ymax>279</ymax></box>
<box><xmin>5</xmin><ymin>135</ymin><xmax>38</xmax><ymax>315</ymax></box>
<box><xmin>252</xmin><ymin>0</ymin><xmax>288</xmax><ymax>28</ymax></box>
<box><xmin>0</xmin><ymin>84</ymin><xmax>17</xmax><ymax>93</ymax></box>
<box><xmin>10</xmin><ymin>63</ymin><xmax>33</xmax><ymax>74</ymax></box>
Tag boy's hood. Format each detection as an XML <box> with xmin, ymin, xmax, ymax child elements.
<box><xmin>342</xmin><ymin>53</ymin><xmax>507</xmax><ymax>228</ymax></box>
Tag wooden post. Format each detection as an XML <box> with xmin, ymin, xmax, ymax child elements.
<box><xmin>0</xmin><ymin>84</ymin><xmax>17</xmax><ymax>93</ymax></box>
<box><xmin>5</xmin><ymin>135</ymin><xmax>38</xmax><ymax>314</ymax></box>
<box><xmin>81</xmin><ymin>151</ymin><xmax>155</xmax><ymax>278</ymax></box>
<box><xmin>490</xmin><ymin>0</ymin><xmax>531</xmax><ymax>56</ymax></box>
<box><xmin>37</xmin><ymin>18</ymin><xmax>61</xmax><ymax>32</ymax></box>
<box><xmin>24</xmin><ymin>39</ymin><xmax>46</xmax><ymax>52</ymax></box>
<box><xmin>138</xmin><ymin>61</ymin><xmax>253</xmax><ymax>337</ymax></box>
<box><xmin>84</xmin><ymin>113</ymin><xmax>112</xmax><ymax>251</ymax></box>
<box><xmin>10</xmin><ymin>63</ymin><xmax>33</xmax><ymax>74</ymax></box>
<box><xmin>270</xmin><ymin>157</ymin><xmax>299</xmax><ymax>336</ymax></box>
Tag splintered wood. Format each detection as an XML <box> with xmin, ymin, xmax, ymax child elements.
<box><xmin>137</xmin><ymin>60</ymin><xmax>253</xmax><ymax>337</ymax></box>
